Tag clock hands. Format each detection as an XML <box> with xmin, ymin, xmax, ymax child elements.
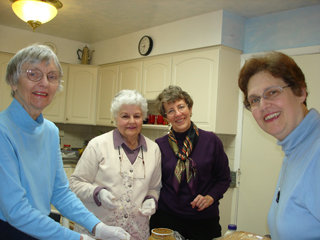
<box><xmin>138</xmin><ymin>36</ymin><xmax>153</xmax><ymax>55</ymax></box>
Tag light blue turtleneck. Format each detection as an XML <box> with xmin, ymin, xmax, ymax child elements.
<box><xmin>268</xmin><ymin>108</ymin><xmax>320</xmax><ymax>240</ymax></box>
<box><xmin>0</xmin><ymin>99</ymin><xmax>99</xmax><ymax>240</ymax></box>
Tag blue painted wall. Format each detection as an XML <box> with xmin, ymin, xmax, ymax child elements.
<box><xmin>244</xmin><ymin>5</ymin><xmax>320</xmax><ymax>53</ymax></box>
<box><xmin>222</xmin><ymin>10</ymin><xmax>245</xmax><ymax>51</ymax></box>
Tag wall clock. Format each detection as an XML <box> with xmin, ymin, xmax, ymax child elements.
<box><xmin>138</xmin><ymin>36</ymin><xmax>153</xmax><ymax>56</ymax></box>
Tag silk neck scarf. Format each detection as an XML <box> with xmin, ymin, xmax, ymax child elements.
<box><xmin>168</xmin><ymin>121</ymin><xmax>199</xmax><ymax>195</ymax></box>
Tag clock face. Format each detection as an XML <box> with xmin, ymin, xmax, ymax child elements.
<box><xmin>138</xmin><ymin>36</ymin><xmax>153</xmax><ymax>56</ymax></box>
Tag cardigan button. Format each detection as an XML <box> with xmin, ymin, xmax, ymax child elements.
<box><xmin>130</xmin><ymin>169</ymin><xmax>133</xmax><ymax>173</ymax></box>
<box><xmin>124</xmin><ymin>214</ymin><xmax>128</xmax><ymax>218</ymax></box>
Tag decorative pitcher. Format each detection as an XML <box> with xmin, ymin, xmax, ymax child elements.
<box><xmin>77</xmin><ymin>45</ymin><xmax>95</xmax><ymax>64</ymax></box>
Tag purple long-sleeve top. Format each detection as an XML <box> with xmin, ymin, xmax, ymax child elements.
<box><xmin>155</xmin><ymin>128</ymin><xmax>231</xmax><ymax>219</ymax></box>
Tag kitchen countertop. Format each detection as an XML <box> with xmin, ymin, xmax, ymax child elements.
<box><xmin>61</xmin><ymin>149</ymin><xmax>79</xmax><ymax>165</ymax></box>
<box><xmin>62</xmin><ymin>159</ymin><xmax>78</xmax><ymax>165</ymax></box>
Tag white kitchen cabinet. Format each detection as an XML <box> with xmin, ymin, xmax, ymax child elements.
<box><xmin>142</xmin><ymin>56</ymin><xmax>172</xmax><ymax>101</ymax></box>
<box><xmin>0</xmin><ymin>52</ymin><xmax>14</xmax><ymax>112</ymax></box>
<box><xmin>96</xmin><ymin>65</ymin><xmax>119</xmax><ymax>126</ymax></box>
<box><xmin>65</xmin><ymin>64</ymin><xmax>98</xmax><ymax>125</ymax></box>
<box><xmin>42</xmin><ymin>63</ymin><xmax>69</xmax><ymax>123</ymax></box>
<box><xmin>171</xmin><ymin>46</ymin><xmax>241</xmax><ymax>134</ymax></box>
<box><xmin>118</xmin><ymin>61</ymin><xmax>142</xmax><ymax>92</ymax></box>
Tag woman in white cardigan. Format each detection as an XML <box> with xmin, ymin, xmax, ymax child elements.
<box><xmin>70</xmin><ymin>90</ymin><xmax>162</xmax><ymax>240</ymax></box>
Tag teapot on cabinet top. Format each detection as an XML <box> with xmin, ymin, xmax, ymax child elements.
<box><xmin>77</xmin><ymin>45</ymin><xmax>95</xmax><ymax>65</ymax></box>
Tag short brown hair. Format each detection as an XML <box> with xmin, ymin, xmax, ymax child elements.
<box><xmin>238</xmin><ymin>51</ymin><xmax>308</xmax><ymax>107</ymax></box>
<box><xmin>155</xmin><ymin>85</ymin><xmax>194</xmax><ymax>117</ymax></box>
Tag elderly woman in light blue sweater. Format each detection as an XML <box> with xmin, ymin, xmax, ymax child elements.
<box><xmin>238</xmin><ymin>51</ymin><xmax>320</xmax><ymax>240</ymax></box>
<box><xmin>0</xmin><ymin>44</ymin><xmax>130</xmax><ymax>240</ymax></box>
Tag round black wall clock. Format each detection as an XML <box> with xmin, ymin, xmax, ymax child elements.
<box><xmin>138</xmin><ymin>35</ymin><xmax>153</xmax><ymax>56</ymax></box>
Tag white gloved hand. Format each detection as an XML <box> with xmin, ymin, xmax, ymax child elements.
<box><xmin>81</xmin><ymin>234</ymin><xmax>96</xmax><ymax>240</ymax></box>
<box><xmin>98</xmin><ymin>189</ymin><xmax>121</xmax><ymax>210</ymax></box>
<box><xmin>138</xmin><ymin>199</ymin><xmax>156</xmax><ymax>216</ymax></box>
<box><xmin>95</xmin><ymin>222</ymin><xmax>131</xmax><ymax>240</ymax></box>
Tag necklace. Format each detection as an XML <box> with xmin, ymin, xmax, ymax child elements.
<box><xmin>118</xmin><ymin>146</ymin><xmax>145</xmax><ymax>179</ymax></box>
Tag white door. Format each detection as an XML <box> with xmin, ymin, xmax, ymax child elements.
<box><xmin>42</xmin><ymin>63</ymin><xmax>69</xmax><ymax>123</ymax></box>
<box><xmin>118</xmin><ymin>61</ymin><xmax>142</xmax><ymax>92</ymax></box>
<box><xmin>142</xmin><ymin>56</ymin><xmax>172</xmax><ymax>101</ymax></box>
<box><xmin>96</xmin><ymin>65</ymin><xmax>118</xmax><ymax>126</ymax></box>
<box><xmin>65</xmin><ymin>65</ymin><xmax>98</xmax><ymax>124</ymax></box>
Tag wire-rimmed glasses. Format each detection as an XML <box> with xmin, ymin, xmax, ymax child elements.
<box><xmin>165</xmin><ymin>104</ymin><xmax>188</xmax><ymax>117</ymax></box>
<box><xmin>22</xmin><ymin>69</ymin><xmax>61</xmax><ymax>84</ymax></box>
<box><xmin>244</xmin><ymin>85</ymin><xmax>291</xmax><ymax>111</ymax></box>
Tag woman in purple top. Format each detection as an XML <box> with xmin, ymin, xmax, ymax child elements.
<box><xmin>150</xmin><ymin>85</ymin><xmax>231</xmax><ymax>240</ymax></box>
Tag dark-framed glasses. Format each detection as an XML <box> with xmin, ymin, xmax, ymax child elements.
<box><xmin>22</xmin><ymin>69</ymin><xmax>61</xmax><ymax>84</ymax></box>
<box><xmin>244</xmin><ymin>84</ymin><xmax>291</xmax><ymax>111</ymax></box>
<box><xmin>165</xmin><ymin>104</ymin><xmax>188</xmax><ymax>117</ymax></box>
<box><xmin>118</xmin><ymin>146</ymin><xmax>145</xmax><ymax>180</ymax></box>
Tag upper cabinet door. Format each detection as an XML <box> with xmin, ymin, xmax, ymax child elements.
<box><xmin>172</xmin><ymin>47</ymin><xmax>240</xmax><ymax>134</ymax></box>
<box><xmin>96</xmin><ymin>65</ymin><xmax>119</xmax><ymax>126</ymax></box>
<box><xmin>172</xmin><ymin>49</ymin><xmax>218</xmax><ymax>131</ymax></box>
<box><xmin>0</xmin><ymin>52</ymin><xmax>14</xmax><ymax>112</ymax></box>
<box><xmin>142</xmin><ymin>56</ymin><xmax>172</xmax><ymax>101</ymax></box>
<box><xmin>42</xmin><ymin>63</ymin><xmax>68</xmax><ymax>123</ymax></box>
<box><xmin>65</xmin><ymin>65</ymin><xmax>98</xmax><ymax>125</ymax></box>
<box><xmin>118</xmin><ymin>61</ymin><xmax>142</xmax><ymax>92</ymax></box>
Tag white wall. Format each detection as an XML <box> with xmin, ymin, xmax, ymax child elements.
<box><xmin>0</xmin><ymin>25</ymin><xmax>87</xmax><ymax>64</ymax></box>
<box><xmin>90</xmin><ymin>10</ymin><xmax>245</xmax><ymax>65</ymax></box>
<box><xmin>90</xmin><ymin>10</ymin><xmax>225</xmax><ymax>65</ymax></box>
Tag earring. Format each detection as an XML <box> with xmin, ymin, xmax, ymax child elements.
<box><xmin>11</xmin><ymin>89</ymin><xmax>17</xmax><ymax>96</ymax></box>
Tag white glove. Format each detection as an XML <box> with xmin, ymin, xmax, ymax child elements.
<box><xmin>81</xmin><ymin>234</ymin><xmax>96</xmax><ymax>240</ymax></box>
<box><xmin>95</xmin><ymin>222</ymin><xmax>131</xmax><ymax>240</ymax></box>
<box><xmin>98</xmin><ymin>189</ymin><xmax>121</xmax><ymax>210</ymax></box>
<box><xmin>138</xmin><ymin>199</ymin><xmax>156</xmax><ymax>216</ymax></box>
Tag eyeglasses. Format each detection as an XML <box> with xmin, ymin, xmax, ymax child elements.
<box><xmin>118</xmin><ymin>146</ymin><xmax>145</xmax><ymax>180</ymax></box>
<box><xmin>244</xmin><ymin>84</ymin><xmax>291</xmax><ymax>111</ymax></box>
<box><xmin>22</xmin><ymin>69</ymin><xmax>61</xmax><ymax>84</ymax></box>
<box><xmin>165</xmin><ymin>104</ymin><xmax>188</xmax><ymax>117</ymax></box>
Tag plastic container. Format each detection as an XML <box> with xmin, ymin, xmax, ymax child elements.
<box><xmin>63</xmin><ymin>144</ymin><xmax>71</xmax><ymax>150</ymax></box>
<box><xmin>224</xmin><ymin>224</ymin><xmax>237</xmax><ymax>236</ymax></box>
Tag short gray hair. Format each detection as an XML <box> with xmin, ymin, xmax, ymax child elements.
<box><xmin>155</xmin><ymin>85</ymin><xmax>193</xmax><ymax>117</ymax></box>
<box><xmin>6</xmin><ymin>44</ymin><xmax>63</xmax><ymax>97</ymax></box>
<box><xmin>110</xmin><ymin>89</ymin><xmax>148</xmax><ymax>120</ymax></box>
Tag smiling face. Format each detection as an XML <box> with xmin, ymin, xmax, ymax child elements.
<box><xmin>164</xmin><ymin>99</ymin><xmax>192</xmax><ymax>133</ymax></box>
<box><xmin>247</xmin><ymin>71</ymin><xmax>308</xmax><ymax>141</ymax></box>
<box><xmin>116</xmin><ymin>104</ymin><xmax>143</xmax><ymax>144</ymax></box>
<box><xmin>11</xmin><ymin>60</ymin><xmax>59</xmax><ymax>120</ymax></box>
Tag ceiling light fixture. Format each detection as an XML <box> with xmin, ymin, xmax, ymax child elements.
<box><xmin>10</xmin><ymin>0</ymin><xmax>63</xmax><ymax>32</ymax></box>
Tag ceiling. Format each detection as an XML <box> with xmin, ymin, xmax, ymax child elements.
<box><xmin>1</xmin><ymin>0</ymin><xmax>320</xmax><ymax>44</ymax></box>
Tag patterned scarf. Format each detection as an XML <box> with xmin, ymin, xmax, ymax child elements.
<box><xmin>168</xmin><ymin>122</ymin><xmax>199</xmax><ymax>196</ymax></box>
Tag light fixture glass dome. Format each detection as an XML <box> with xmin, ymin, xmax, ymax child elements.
<box><xmin>12</xmin><ymin>0</ymin><xmax>58</xmax><ymax>31</ymax></box>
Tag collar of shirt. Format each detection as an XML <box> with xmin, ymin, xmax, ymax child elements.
<box><xmin>113</xmin><ymin>128</ymin><xmax>147</xmax><ymax>164</ymax></box>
